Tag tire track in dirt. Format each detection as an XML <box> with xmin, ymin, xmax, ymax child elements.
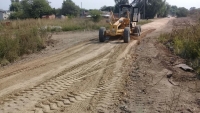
<box><xmin>0</xmin><ymin>42</ymin><xmax>121</xmax><ymax>113</ymax></box>
<box><xmin>0</xmin><ymin>42</ymin><xmax>115</xmax><ymax>98</ymax></box>
<box><xmin>94</xmin><ymin>43</ymin><xmax>132</xmax><ymax>113</ymax></box>
<box><xmin>32</xmin><ymin>76</ymin><xmax>120</xmax><ymax>113</ymax></box>
<box><xmin>0</xmin><ymin>28</ymin><xmax>154</xmax><ymax>113</ymax></box>
<box><xmin>0</xmin><ymin>60</ymin><xmax>102</xmax><ymax>112</ymax></box>
<box><xmin>0</xmin><ymin>43</ymin><xmax>119</xmax><ymax>113</ymax></box>
<box><xmin>128</xmin><ymin>69</ymin><xmax>171</xmax><ymax>113</ymax></box>
<box><xmin>94</xmin><ymin>30</ymin><xmax>154</xmax><ymax>113</ymax></box>
<box><xmin>42</xmin><ymin>41</ymin><xmax>137</xmax><ymax>113</ymax></box>
<box><xmin>28</xmin><ymin>30</ymin><xmax>152</xmax><ymax>113</ymax></box>
<box><xmin>0</xmin><ymin>43</ymin><xmax>92</xmax><ymax>80</ymax></box>
<box><xmin>28</xmin><ymin>44</ymin><xmax>123</xmax><ymax>113</ymax></box>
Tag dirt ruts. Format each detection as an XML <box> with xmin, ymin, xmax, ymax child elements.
<box><xmin>0</xmin><ymin>18</ymin><xmax>172</xmax><ymax>113</ymax></box>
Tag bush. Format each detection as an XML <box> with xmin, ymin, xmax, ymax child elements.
<box><xmin>0</xmin><ymin>34</ymin><xmax>19</xmax><ymax>62</ymax></box>
<box><xmin>137</xmin><ymin>20</ymin><xmax>152</xmax><ymax>25</ymax></box>
<box><xmin>60</xmin><ymin>18</ymin><xmax>108</xmax><ymax>31</ymax></box>
<box><xmin>159</xmin><ymin>20</ymin><xmax>200</xmax><ymax>77</ymax></box>
<box><xmin>9</xmin><ymin>11</ymin><xmax>23</xmax><ymax>19</ymax></box>
<box><xmin>89</xmin><ymin>10</ymin><xmax>102</xmax><ymax>22</ymax></box>
<box><xmin>0</xmin><ymin>19</ymin><xmax>47</xmax><ymax>65</ymax></box>
<box><xmin>62</xmin><ymin>25</ymin><xmax>84</xmax><ymax>31</ymax></box>
<box><xmin>0</xmin><ymin>18</ymin><xmax>109</xmax><ymax>66</ymax></box>
<box><xmin>176</xmin><ymin>7</ymin><xmax>189</xmax><ymax>17</ymax></box>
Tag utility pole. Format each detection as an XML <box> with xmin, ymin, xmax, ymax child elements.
<box><xmin>81</xmin><ymin>2</ymin><xmax>83</xmax><ymax>17</ymax></box>
<box><xmin>144</xmin><ymin>0</ymin><xmax>145</xmax><ymax>19</ymax></box>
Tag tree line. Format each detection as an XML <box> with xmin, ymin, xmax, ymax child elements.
<box><xmin>101</xmin><ymin>0</ymin><xmax>191</xmax><ymax>18</ymax></box>
<box><xmin>9</xmin><ymin>0</ymin><xmax>80</xmax><ymax>19</ymax></box>
<box><xmin>9</xmin><ymin>0</ymin><xmax>193</xmax><ymax>20</ymax></box>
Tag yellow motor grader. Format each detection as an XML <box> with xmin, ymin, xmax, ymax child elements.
<box><xmin>99</xmin><ymin>5</ymin><xmax>141</xmax><ymax>43</ymax></box>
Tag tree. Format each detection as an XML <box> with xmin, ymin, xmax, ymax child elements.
<box><xmin>158</xmin><ymin>2</ymin><xmax>171</xmax><ymax>17</ymax></box>
<box><xmin>10</xmin><ymin>0</ymin><xmax>21</xmax><ymax>12</ymax></box>
<box><xmin>162</xmin><ymin>3</ymin><xmax>171</xmax><ymax>17</ymax></box>
<box><xmin>100</xmin><ymin>5</ymin><xmax>114</xmax><ymax>12</ymax></box>
<box><xmin>61</xmin><ymin>0</ymin><xmax>80</xmax><ymax>17</ymax></box>
<box><xmin>176</xmin><ymin>7</ymin><xmax>188</xmax><ymax>17</ymax></box>
<box><xmin>114</xmin><ymin>0</ymin><xmax>129</xmax><ymax>13</ymax></box>
<box><xmin>11</xmin><ymin>0</ymin><xmax>19</xmax><ymax>2</ymax></box>
<box><xmin>144</xmin><ymin>0</ymin><xmax>167</xmax><ymax>18</ymax></box>
<box><xmin>52</xmin><ymin>8</ymin><xmax>61</xmax><ymax>16</ymax></box>
<box><xmin>114</xmin><ymin>0</ymin><xmax>129</xmax><ymax>4</ymax></box>
<box><xmin>170</xmin><ymin>5</ymin><xmax>178</xmax><ymax>16</ymax></box>
<box><xmin>114</xmin><ymin>0</ymin><xmax>168</xmax><ymax>18</ymax></box>
<box><xmin>188</xmin><ymin>8</ymin><xmax>200</xmax><ymax>20</ymax></box>
<box><xmin>90</xmin><ymin>10</ymin><xmax>102</xmax><ymax>22</ymax></box>
<box><xmin>30</xmin><ymin>0</ymin><xmax>52</xmax><ymax>18</ymax></box>
<box><xmin>10</xmin><ymin>0</ymin><xmax>53</xmax><ymax>19</ymax></box>
<box><xmin>189</xmin><ymin>7</ymin><xmax>197</xmax><ymax>15</ymax></box>
<box><xmin>100</xmin><ymin>5</ymin><xmax>107</xmax><ymax>11</ymax></box>
<box><xmin>9</xmin><ymin>11</ymin><xmax>23</xmax><ymax>19</ymax></box>
<box><xmin>9</xmin><ymin>0</ymin><xmax>23</xmax><ymax>19</ymax></box>
<box><xmin>20</xmin><ymin>0</ymin><xmax>32</xmax><ymax>18</ymax></box>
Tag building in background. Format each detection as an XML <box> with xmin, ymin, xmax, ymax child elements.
<box><xmin>0</xmin><ymin>9</ymin><xmax>11</xmax><ymax>21</ymax></box>
<box><xmin>42</xmin><ymin>14</ymin><xmax>56</xmax><ymax>20</ymax></box>
<box><xmin>101</xmin><ymin>11</ymin><xmax>110</xmax><ymax>18</ymax></box>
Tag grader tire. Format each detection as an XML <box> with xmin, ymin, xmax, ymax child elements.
<box><xmin>139</xmin><ymin>25</ymin><xmax>142</xmax><ymax>32</ymax></box>
<box><xmin>99</xmin><ymin>27</ymin><xmax>106</xmax><ymax>42</ymax></box>
<box><xmin>124</xmin><ymin>27</ymin><xmax>130</xmax><ymax>43</ymax></box>
<box><xmin>134</xmin><ymin>26</ymin><xmax>141</xmax><ymax>36</ymax></box>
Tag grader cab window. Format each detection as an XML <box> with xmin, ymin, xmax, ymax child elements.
<box><xmin>120</xmin><ymin>7</ymin><xmax>130</xmax><ymax>18</ymax></box>
<box><xmin>133</xmin><ymin>7</ymin><xmax>139</xmax><ymax>22</ymax></box>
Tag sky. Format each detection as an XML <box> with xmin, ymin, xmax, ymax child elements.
<box><xmin>0</xmin><ymin>0</ymin><xmax>200</xmax><ymax>10</ymax></box>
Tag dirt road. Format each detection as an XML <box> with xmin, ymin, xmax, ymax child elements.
<box><xmin>114</xmin><ymin>18</ymin><xmax>200</xmax><ymax>113</ymax></box>
<box><xmin>0</xmin><ymin>18</ymin><xmax>172</xmax><ymax>113</ymax></box>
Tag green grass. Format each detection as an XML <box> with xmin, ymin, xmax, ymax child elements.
<box><xmin>0</xmin><ymin>18</ymin><xmax>108</xmax><ymax>66</ymax></box>
<box><xmin>39</xmin><ymin>18</ymin><xmax>109</xmax><ymax>32</ymax></box>
<box><xmin>0</xmin><ymin>17</ymin><xmax>150</xmax><ymax>66</ymax></box>
<box><xmin>0</xmin><ymin>21</ymin><xmax>47</xmax><ymax>65</ymax></box>
<box><xmin>159</xmin><ymin>21</ymin><xmax>200</xmax><ymax>77</ymax></box>
<box><xmin>137</xmin><ymin>19</ymin><xmax>152</xmax><ymax>25</ymax></box>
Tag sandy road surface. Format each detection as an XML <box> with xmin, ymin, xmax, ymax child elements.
<box><xmin>0</xmin><ymin>18</ymin><xmax>172</xmax><ymax>113</ymax></box>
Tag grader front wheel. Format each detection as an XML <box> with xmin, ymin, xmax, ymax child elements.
<box><xmin>124</xmin><ymin>27</ymin><xmax>130</xmax><ymax>43</ymax></box>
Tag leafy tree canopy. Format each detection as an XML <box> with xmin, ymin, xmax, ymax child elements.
<box><xmin>10</xmin><ymin>0</ymin><xmax>21</xmax><ymax>12</ymax></box>
<box><xmin>170</xmin><ymin>5</ymin><xmax>178</xmax><ymax>16</ymax></box>
<box><xmin>30</xmin><ymin>0</ymin><xmax>52</xmax><ymax>18</ymax></box>
<box><xmin>61</xmin><ymin>0</ymin><xmax>80</xmax><ymax>17</ymax></box>
<box><xmin>89</xmin><ymin>9</ymin><xmax>102</xmax><ymax>22</ymax></box>
<box><xmin>145</xmin><ymin>0</ymin><xmax>167</xmax><ymax>18</ymax></box>
<box><xmin>176</xmin><ymin>7</ymin><xmax>189</xmax><ymax>17</ymax></box>
<box><xmin>157</xmin><ymin>2</ymin><xmax>171</xmax><ymax>17</ymax></box>
<box><xmin>10</xmin><ymin>0</ymin><xmax>53</xmax><ymax>19</ymax></box>
<box><xmin>100</xmin><ymin>5</ymin><xmax>114</xmax><ymax>12</ymax></box>
<box><xmin>114</xmin><ymin>0</ymin><xmax>129</xmax><ymax>13</ymax></box>
<box><xmin>113</xmin><ymin>0</ymin><xmax>169</xmax><ymax>18</ymax></box>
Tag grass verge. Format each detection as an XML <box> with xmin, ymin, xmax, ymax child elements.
<box><xmin>0</xmin><ymin>17</ymin><xmax>150</xmax><ymax>66</ymax></box>
<box><xmin>159</xmin><ymin>20</ymin><xmax>200</xmax><ymax>78</ymax></box>
<box><xmin>137</xmin><ymin>19</ymin><xmax>152</xmax><ymax>25</ymax></box>
<box><xmin>0</xmin><ymin>18</ymin><xmax>108</xmax><ymax>66</ymax></box>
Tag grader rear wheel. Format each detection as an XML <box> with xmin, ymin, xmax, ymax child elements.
<box><xmin>99</xmin><ymin>27</ymin><xmax>106</xmax><ymax>42</ymax></box>
<box><xmin>124</xmin><ymin>27</ymin><xmax>130</xmax><ymax>43</ymax></box>
<box><xmin>139</xmin><ymin>25</ymin><xmax>141</xmax><ymax>32</ymax></box>
<box><xmin>134</xmin><ymin>26</ymin><xmax>141</xmax><ymax>36</ymax></box>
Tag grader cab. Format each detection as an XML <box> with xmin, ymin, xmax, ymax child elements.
<box><xmin>99</xmin><ymin>5</ymin><xmax>141</xmax><ymax>43</ymax></box>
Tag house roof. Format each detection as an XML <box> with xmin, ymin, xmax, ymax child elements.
<box><xmin>0</xmin><ymin>9</ymin><xmax>9</xmax><ymax>13</ymax></box>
